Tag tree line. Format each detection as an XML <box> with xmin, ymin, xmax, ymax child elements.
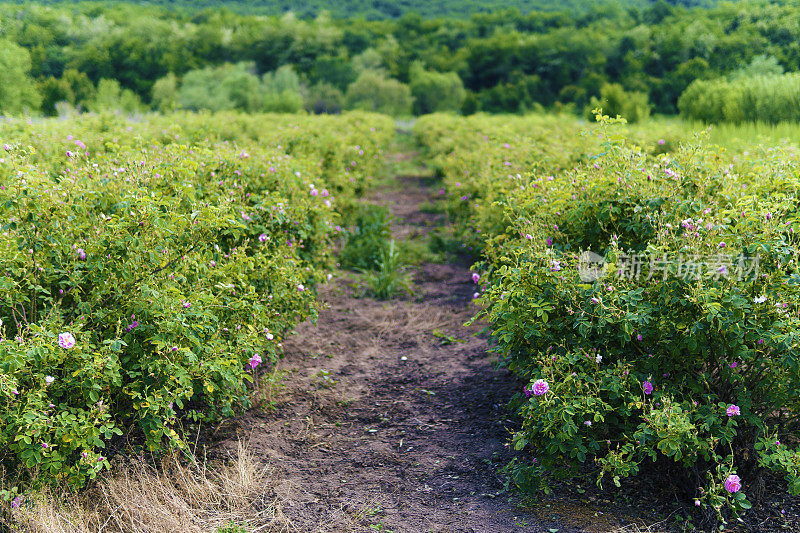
<box><xmin>0</xmin><ymin>1</ymin><xmax>797</xmax><ymax>119</ymax></box>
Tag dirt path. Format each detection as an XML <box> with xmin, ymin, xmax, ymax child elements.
<box><xmin>213</xmin><ymin>154</ymin><xmax>588</xmax><ymax>532</ymax></box>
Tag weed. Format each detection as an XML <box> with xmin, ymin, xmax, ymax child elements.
<box><xmin>216</xmin><ymin>522</ymin><xmax>249</xmax><ymax>533</ymax></box>
<box><xmin>340</xmin><ymin>205</ymin><xmax>392</xmax><ymax>271</ymax></box>
<box><xmin>314</xmin><ymin>369</ymin><xmax>338</xmax><ymax>388</ymax></box>
<box><xmin>430</xmin><ymin>329</ymin><xmax>465</xmax><ymax>345</ymax></box>
<box><xmin>364</xmin><ymin>240</ymin><xmax>412</xmax><ymax>299</ymax></box>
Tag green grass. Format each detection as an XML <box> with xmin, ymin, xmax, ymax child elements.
<box><xmin>364</xmin><ymin>240</ymin><xmax>412</xmax><ymax>299</ymax></box>
<box><xmin>640</xmin><ymin>116</ymin><xmax>800</xmax><ymax>151</ymax></box>
<box><xmin>365</xmin><ymin>239</ymin><xmax>411</xmax><ymax>300</ymax></box>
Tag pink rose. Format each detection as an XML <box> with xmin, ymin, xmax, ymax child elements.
<box><xmin>724</xmin><ymin>474</ymin><xmax>741</xmax><ymax>493</ymax></box>
<box><xmin>532</xmin><ymin>379</ymin><xmax>549</xmax><ymax>396</ymax></box>
<box><xmin>58</xmin><ymin>332</ymin><xmax>76</xmax><ymax>349</ymax></box>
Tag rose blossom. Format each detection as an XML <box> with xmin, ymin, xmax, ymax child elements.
<box><xmin>724</xmin><ymin>474</ymin><xmax>741</xmax><ymax>493</ymax></box>
<box><xmin>58</xmin><ymin>332</ymin><xmax>76</xmax><ymax>349</ymax></box>
<box><xmin>532</xmin><ymin>379</ymin><xmax>549</xmax><ymax>396</ymax></box>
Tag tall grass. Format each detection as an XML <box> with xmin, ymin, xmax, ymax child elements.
<box><xmin>627</xmin><ymin>114</ymin><xmax>800</xmax><ymax>153</ymax></box>
<box><xmin>678</xmin><ymin>73</ymin><xmax>800</xmax><ymax>124</ymax></box>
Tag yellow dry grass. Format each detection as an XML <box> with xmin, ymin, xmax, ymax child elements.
<box><xmin>3</xmin><ymin>440</ymin><xmax>320</xmax><ymax>533</ymax></box>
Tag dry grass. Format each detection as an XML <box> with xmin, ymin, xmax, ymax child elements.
<box><xmin>3</xmin><ymin>440</ymin><xmax>306</xmax><ymax>533</ymax></box>
<box><xmin>353</xmin><ymin>304</ymin><xmax>452</xmax><ymax>344</ymax></box>
<box><xmin>609</xmin><ymin>517</ymin><xmax>674</xmax><ymax>533</ymax></box>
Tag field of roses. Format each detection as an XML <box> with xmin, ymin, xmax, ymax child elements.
<box><xmin>0</xmin><ymin>111</ymin><xmax>393</xmax><ymax>498</ymax></box>
<box><xmin>416</xmin><ymin>112</ymin><xmax>800</xmax><ymax>524</ymax></box>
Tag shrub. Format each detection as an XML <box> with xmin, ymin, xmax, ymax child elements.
<box><xmin>418</xmin><ymin>112</ymin><xmax>800</xmax><ymax>525</ymax></box>
<box><xmin>178</xmin><ymin>63</ymin><xmax>263</xmax><ymax>113</ymax></box>
<box><xmin>61</xmin><ymin>69</ymin><xmax>96</xmax><ymax>111</ymax></box>
<box><xmin>88</xmin><ymin>79</ymin><xmax>143</xmax><ymax>114</ymax></box>
<box><xmin>0</xmin><ymin>111</ymin><xmax>395</xmax><ymax>493</ymax></box>
<box><xmin>480</xmin><ymin>117</ymin><xmax>800</xmax><ymax>524</ymax></box>
<box><xmin>304</xmin><ymin>82</ymin><xmax>344</xmax><ymax>114</ymax></box>
<box><xmin>409</xmin><ymin>62</ymin><xmax>466</xmax><ymax>115</ymax></box>
<box><xmin>262</xmin><ymin>65</ymin><xmax>304</xmax><ymax>113</ymax></box>
<box><xmin>38</xmin><ymin>77</ymin><xmax>74</xmax><ymax>116</ymax></box>
<box><xmin>151</xmin><ymin>73</ymin><xmax>179</xmax><ymax>112</ymax></box>
<box><xmin>477</xmin><ymin>73</ymin><xmax>542</xmax><ymax>114</ymax></box>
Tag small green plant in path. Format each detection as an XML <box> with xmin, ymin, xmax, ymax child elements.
<box><xmin>216</xmin><ymin>522</ymin><xmax>249</xmax><ymax>533</ymax></box>
<box><xmin>340</xmin><ymin>205</ymin><xmax>392</xmax><ymax>271</ymax></box>
<box><xmin>364</xmin><ymin>240</ymin><xmax>411</xmax><ymax>300</ymax></box>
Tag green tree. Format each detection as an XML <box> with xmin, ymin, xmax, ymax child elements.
<box><xmin>352</xmin><ymin>48</ymin><xmax>385</xmax><ymax>74</ymax></box>
<box><xmin>178</xmin><ymin>63</ymin><xmax>264</xmax><ymax>112</ymax></box>
<box><xmin>38</xmin><ymin>76</ymin><xmax>74</xmax><ymax>116</ymax></box>
<box><xmin>478</xmin><ymin>72</ymin><xmax>542</xmax><ymax>114</ymax></box>
<box><xmin>219</xmin><ymin>64</ymin><xmax>263</xmax><ymax>112</ymax></box>
<box><xmin>262</xmin><ymin>65</ymin><xmax>304</xmax><ymax>112</ymax></box>
<box><xmin>409</xmin><ymin>62</ymin><xmax>466</xmax><ymax>115</ymax></box>
<box><xmin>151</xmin><ymin>73</ymin><xmax>178</xmax><ymax>112</ymax></box>
<box><xmin>88</xmin><ymin>79</ymin><xmax>143</xmax><ymax>114</ymax></box>
<box><xmin>305</xmin><ymin>82</ymin><xmax>344</xmax><ymax>114</ymax></box>
<box><xmin>731</xmin><ymin>54</ymin><xmax>784</xmax><ymax>79</ymax></box>
<box><xmin>678</xmin><ymin>73</ymin><xmax>800</xmax><ymax>124</ymax></box>
<box><xmin>345</xmin><ymin>70</ymin><xmax>412</xmax><ymax>116</ymax></box>
<box><xmin>585</xmin><ymin>83</ymin><xmax>650</xmax><ymax>123</ymax></box>
<box><xmin>0</xmin><ymin>39</ymin><xmax>41</xmax><ymax>115</ymax></box>
<box><xmin>62</xmin><ymin>69</ymin><xmax>96</xmax><ymax>110</ymax></box>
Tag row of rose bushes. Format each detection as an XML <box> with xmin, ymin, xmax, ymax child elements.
<box><xmin>413</xmin><ymin>113</ymin><xmax>687</xmax><ymax>256</ymax></box>
<box><xmin>0</xmin><ymin>111</ymin><xmax>394</xmax><ymax>495</ymax></box>
<box><xmin>415</xmin><ymin>112</ymin><xmax>800</xmax><ymax>524</ymax></box>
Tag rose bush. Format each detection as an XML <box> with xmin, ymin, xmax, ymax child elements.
<box><xmin>418</xmin><ymin>112</ymin><xmax>800</xmax><ymax>526</ymax></box>
<box><xmin>414</xmin><ymin>113</ymin><xmax>689</xmax><ymax>257</ymax></box>
<box><xmin>0</xmin><ymin>111</ymin><xmax>393</xmax><ymax>494</ymax></box>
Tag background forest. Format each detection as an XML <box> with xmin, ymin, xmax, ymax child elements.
<box><xmin>2</xmin><ymin>0</ymin><xmax>800</xmax><ymax>122</ymax></box>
